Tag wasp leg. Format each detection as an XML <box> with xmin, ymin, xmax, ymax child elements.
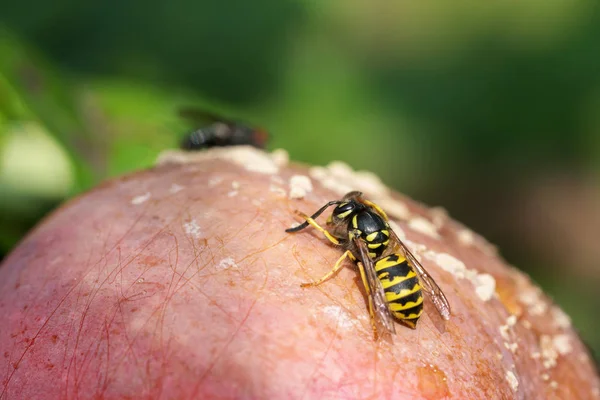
<box><xmin>294</xmin><ymin>211</ymin><xmax>341</xmax><ymax>245</ymax></box>
<box><xmin>357</xmin><ymin>261</ymin><xmax>379</xmax><ymax>339</ymax></box>
<box><xmin>301</xmin><ymin>250</ymin><xmax>351</xmax><ymax>288</ymax></box>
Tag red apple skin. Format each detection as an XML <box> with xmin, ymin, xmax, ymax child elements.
<box><xmin>0</xmin><ymin>148</ymin><xmax>598</xmax><ymax>400</ymax></box>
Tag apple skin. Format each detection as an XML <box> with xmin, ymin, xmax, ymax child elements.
<box><xmin>1</xmin><ymin>148</ymin><xmax>598</xmax><ymax>400</ymax></box>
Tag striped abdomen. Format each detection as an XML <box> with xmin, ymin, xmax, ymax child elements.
<box><xmin>375</xmin><ymin>253</ymin><xmax>424</xmax><ymax>329</ymax></box>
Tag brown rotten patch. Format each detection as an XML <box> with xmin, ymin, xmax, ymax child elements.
<box><xmin>0</xmin><ymin>147</ymin><xmax>598</xmax><ymax>400</ymax></box>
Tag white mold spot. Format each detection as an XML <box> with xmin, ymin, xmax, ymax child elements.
<box><xmin>227</xmin><ymin>190</ymin><xmax>238</xmax><ymax>197</ymax></box>
<box><xmin>551</xmin><ymin>306</ymin><xmax>572</xmax><ymax>329</ymax></box>
<box><xmin>499</xmin><ymin>325</ymin><xmax>511</xmax><ymax>341</ymax></box>
<box><xmin>289</xmin><ymin>175</ymin><xmax>313</xmax><ymax>199</ymax></box>
<box><xmin>552</xmin><ymin>334</ymin><xmax>572</xmax><ymax>356</ymax></box>
<box><xmin>131</xmin><ymin>192</ymin><xmax>151</xmax><ymax>205</ymax></box>
<box><xmin>388</xmin><ymin>220</ymin><xmax>407</xmax><ymax>241</ymax></box>
<box><xmin>426</xmin><ymin>251</ymin><xmax>497</xmax><ymax>302</ymax></box>
<box><xmin>308</xmin><ymin>160</ymin><xmax>389</xmax><ymax>198</ymax></box>
<box><xmin>499</xmin><ymin>316</ymin><xmax>518</xmax><ymax>353</ymax></box>
<box><xmin>375</xmin><ymin>197</ymin><xmax>411</xmax><ymax>220</ymax></box>
<box><xmin>183</xmin><ymin>219</ymin><xmax>202</xmax><ymax>238</ymax></box>
<box><xmin>408</xmin><ymin>217</ymin><xmax>440</xmax><ymax>239</ymax></box>
<box><xmin>156</xmin><ymin>146</ymin><xmax>279</xmax><ymax>175</ymax></box>
<box><xmin>473</xmin><ymin>273</ymin><xmax>496</xmax><ymax>302</ymax></box>
<box><xmin>506</xmin><ymin>370</ymin><xmax>519</xmax><ymax>392</ymax></box>
<box><xmin>519</xmin><ymin>287</ymin><xmax>548</xmax><ymax>316</ymax></box>
<box><xmin>233</xmin><ymin>148</ymin><xmax>279</xmax><ymax>174</ymax></box>
<box><xmin>352</xmin><ymin>170</ymin><xmax>389</xmax><ymax>197</ymax></box>
<box><xmin>428</xmin><ymin>252</ymin><xmax>467</xmax><ymax>278</ymax></box>
<box><xmin>270</xmin><ymin>148</ymin><xmax>289</xmax><ymax>167</ymax></box>
<box><xmin>327</xmin><ymin>161</ymin><xmax>355</xmax><ymax>178</ymax></box>
<box><xmin>322</xmin><ymin>305</ymin><xmax>356</xmax><ymax>330</ymax></box>
<box><xmin>541</xmin><ymin>373</ymin><xmax>550</xmax><ymax>381</ymax></box>
<box><xmin>457</xmin><ymin>229</ymin><xmax>475</xmax><ymax>246</ymax></box>
<box><xmin>155</xmin><ymin>150</ymin><xmax>190</xmax><ymax>165</ymax></box>
<box><xmin>504</xmin><ymin>342</ymin><xmax>518</xmax><ymax>354</ymax></box>
<box><xmin>216</xmin><ymin>257</ymin><xmax>238</xmax><ymax>271</ymax></box>
<box><xmin>308</xmin><ymin>166</ymin><xmax>328</xmax><ymax>181</ymax></box>
<box><xmin>540</xmin><ymin>335</ymin><xmax>559</xmax><ymax>369</ymax></box>
<box><xmin>169</xmin><ymin>183</ymin><xmax>184</xmax><ymax>194</ymax></box>
<box><xmin>549</xmin><ymin>381</ymin><xmax>558</xmax><ymax>389</ymax></box>
<box><xmin>429</xmin><ymin>207</ymin><xmax>449</xmax><ymax>229</ymax></box>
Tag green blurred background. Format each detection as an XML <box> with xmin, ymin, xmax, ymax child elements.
<box><xmin>1</xmin><ymin>2</ymin><xmax>599</xmax><ymax>357</ymax></box>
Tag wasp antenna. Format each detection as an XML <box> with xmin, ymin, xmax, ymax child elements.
<box><xmin>285</xmin><ymin>200</ymin><xmax>343</xmax><ymax>233</ymax></box>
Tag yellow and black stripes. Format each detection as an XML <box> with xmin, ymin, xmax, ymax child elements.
<box><xmin>374</xmin><ymin>254</ymin><xmax>424</xmax><ymax>328</ymax></box>
<box><xmin>364</xmin><ymin>230</ymin><xmax>390</xmax><ymax>258</ymax></box>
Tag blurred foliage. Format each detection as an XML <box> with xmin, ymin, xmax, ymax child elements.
<box><xmin>1</xmin><ymin>1</ymin><xmax>599</xmax><ymax>357</ymax></box>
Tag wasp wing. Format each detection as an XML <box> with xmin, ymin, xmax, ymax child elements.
<box><xmin>387</xmin><ymin>228</ymin><xmax>451</xmax><ymax>321</ymax></box>
<box><xmin>353</xmin><ymin>237</ymin><xmax>396</xmax><ymax>335</ymax></box>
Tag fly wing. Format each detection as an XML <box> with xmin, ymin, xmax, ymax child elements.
<box><xmin>178</xmin><ymin>107</ymin><xmax>230</xmax><ymax>124</ymax></box>
<box><xmin>387</xmin><ymin>228</ymin><xmax>451</xmax><ymax>321</ymax></box>
<box><xmin>354</xmin><ymin>237</ymin><xmax>396</xmax><ymax>335</ymax></box>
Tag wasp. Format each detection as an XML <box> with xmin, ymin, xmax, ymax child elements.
<box><xmin>286</xmin><ymin>191</ymin><xmax>451</xmax><ymax>336</ymax></box>
<box><xmin>178</xmin><ymin>108</ymin><xmax>269</xmax><ymax>150</ymax></box>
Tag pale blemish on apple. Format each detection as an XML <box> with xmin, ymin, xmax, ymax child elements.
<box><xmin>169</xmin><ymin>183</ymin><xmax>184</xmax><ymax>194</ymax></box>
<box><xmin>270</xmin><ymin>175</ymin><xmax>285</xmax><ymax>185</ymax></box>
<box><xmin>228</xmin><ymin>181</ymin><xmax>240</xmax><ymax>197</ymax></box>
<box><xmin>216</xmin><ymin>257</ymin><xmax>238</xmax><ymax>271</ymax></box>
<box><xmin>322</xmin><ymin>305</ymin><xmax>357</xmax><ymax>330</ymax></box>
<box><xmin>505</xmin><ymin>370</ymin><xmax>519</xmax><ymax>392</ymax></box>
<box><xmin>183</xmin><ymin>219</ymin><xmax>202</xmax><ymax>238</ymax></box>
<box><xmin>208</xmin><ymin>176</ymin><xmax>223</xmax><ymax>187</ymax></box>
<box><xmin>131</xmin><ymin>192</ymin><xmax>151</xmax><ymax>205</ymax></box>
<box><xmin>269</xmin><ymin>183</ymin><xmax>287</xmax><ymax>197</ymax></box>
